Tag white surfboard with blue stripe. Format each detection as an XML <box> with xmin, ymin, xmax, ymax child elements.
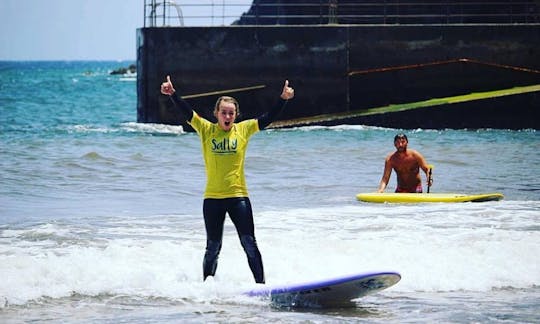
<box><xmin>245</xmin><ymin>271</ymin><xmax>401</xmax><ymax>308</ymax></box>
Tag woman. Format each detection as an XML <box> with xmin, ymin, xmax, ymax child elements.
<box><xmin>160</xmin><ymin>76</ymin><xmax>294</xmax><ymax>283</ymax></box>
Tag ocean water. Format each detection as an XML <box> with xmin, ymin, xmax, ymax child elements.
<box><xmin>1</xmin><ymin>61</ymin><xmax>539</xmax><ymax>323</ymax></box>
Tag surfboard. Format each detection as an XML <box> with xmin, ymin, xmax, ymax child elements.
<box><xmin>356</xmin><ymin>192</ymin><xmax>504</xmax><ymax>203</ymax></box>
<box><xmin>245</xmin><ymin>271</ymin><xmax>401</xmax><ymax>308</ymax></box>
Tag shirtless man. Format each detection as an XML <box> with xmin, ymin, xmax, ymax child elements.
<box><xmin>377</xmin><ymin>133</ymin><xmax>432</xmax><ymax>193</ymax></box>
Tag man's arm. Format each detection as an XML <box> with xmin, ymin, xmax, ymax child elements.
<box><xmin>377</xmin><ymin>158</ymin><xmax>392</xmax><ymax>192</ymax></box>
<box><xmin>414</xmin><ymin>150</ymin><xmax>432</xmax><ymax>186</ymax></box>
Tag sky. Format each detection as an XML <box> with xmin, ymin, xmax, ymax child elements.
<box><xmin>0</xmin><ymin>0</ymin><xmax>251</xmax><ymax>61</ymax></box>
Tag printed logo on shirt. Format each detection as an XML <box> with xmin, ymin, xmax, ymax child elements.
<box><xmin>211</xmin><ymin>138</ymin><xmax>237</xmax><ymax>154</ymax></box>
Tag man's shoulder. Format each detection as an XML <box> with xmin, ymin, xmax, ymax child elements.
<box><xmin>386</xmin><ymin>151</ymin><xmax>398</xmax><ymax>161</ymax></box>
<box><xmin>408</xmin><ymin>149</ymin><xmax>425</xmax><ymax>158</ymax></box>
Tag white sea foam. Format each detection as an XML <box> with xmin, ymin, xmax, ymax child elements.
<box><xmin>62</xmin><ymin>123</ymin><xmax>186</xmax><ymax>135</ymax></box>
<box><xmin>1</xmin><ymin>201</ymin><xmax>538</xmax><ymax>307</ymax></box>
<box><xmin>119</xmin><ymin>77</ymin><xmax>137</xmax><ymax>82</ymax></box>
<box><xmin>67</xmin><ymin>124</ymin><xmax>113</xmax><ymax>134</ymax></box>
<box><xmin>120</xmin><ymin>122</ymin><xmax>186</xmax><ymax>135</ymax></box>
<box><xmin>275</xmin><ymin>124</ymin><xmax>387</xmax><ymax>132</ymax></box>
<box><xmin>257</xmin><ymin>202</ymin><xmax>539</xmax><ymax>292</ymax></box>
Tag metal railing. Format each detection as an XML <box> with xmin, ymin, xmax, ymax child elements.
<box><xmin>144</xmin><ymin>0</ymin><xmax>253</xmax><ymax>27</ymax></box>
<box><xmin>143</xmin><ymin>1</ymin><xmax>540</xmax><ymax>27</ymax></box>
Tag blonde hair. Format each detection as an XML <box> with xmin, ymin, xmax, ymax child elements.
<box><xmin>213</xmin><ymin>96</ymin><xmax>240</xmax><ymax>117</ymax></box>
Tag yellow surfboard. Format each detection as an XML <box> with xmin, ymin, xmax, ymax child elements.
<box><xmin>356</xmin><ymin>192</ymin><xmax>504</xmax><ymax>203</ymax></box>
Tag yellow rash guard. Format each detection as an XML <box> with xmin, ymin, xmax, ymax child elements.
<box><xmin>189</xmin><ymin>112</ymin><xmax>259</xmax><ymax>199</ymax></box>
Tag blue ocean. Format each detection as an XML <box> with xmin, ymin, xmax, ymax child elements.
<box><xmin>1</xmin><ymin>61</ymin><xmax>539</xmax><ymax>323</ymax></box>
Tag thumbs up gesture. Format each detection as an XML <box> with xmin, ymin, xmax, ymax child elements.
<box><xmin>280</xmin><ymin>80</ymin><xmax>294</xmax><ymax>100</ymax></box>
<box><xmin>160</xmin><ymin>75</ymin><xmax>176</xmax><ymax>96</ymax></box>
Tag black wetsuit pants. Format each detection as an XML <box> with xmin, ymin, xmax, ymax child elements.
<box><xmin>202</xmin><ymin>197</ymin><xmax>265</xmax><ymax>283</ymax></box>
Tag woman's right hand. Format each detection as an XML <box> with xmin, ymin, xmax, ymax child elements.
<box><xmin>160</xmin><ymin>75</ymin><xmax>176</xmax><ymax>95</ymax></box>
<box><xmin>280</xmin><ymin>80</ymin><xmax>294</xmax><ymax>100</ymax></box>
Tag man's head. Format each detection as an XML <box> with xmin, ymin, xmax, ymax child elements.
<box><xmin>394</xmin><ymin>133</ymin><xmax>408</xmax><ymax>152</ymax></box>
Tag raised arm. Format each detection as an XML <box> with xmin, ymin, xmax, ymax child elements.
<box><xmin>160</xmin><ymin>75</ymin><xmax>194</xmax><ymax>122</ymax></box>
<box><xmin>258</xmin><ymin>80</ymin><xmax>295</xmax><ymax>130</ymax></box>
